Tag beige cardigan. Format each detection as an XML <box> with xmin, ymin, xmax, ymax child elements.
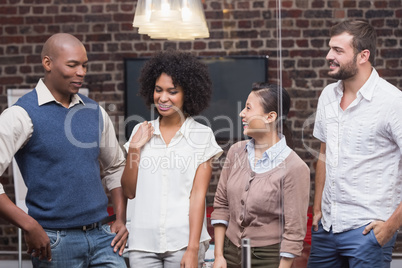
<box><xmin>211</xmin><ymin>140</ymin><xmax>310</xmax><ymax>257</ymax></box>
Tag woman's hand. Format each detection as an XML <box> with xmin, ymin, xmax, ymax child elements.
<box><xmin>180</xmin><ymin>247</ymin><xmax>198</xmax><ymax>268</ymax></box>
<box><xmin>213</xmin><ymin>255</ymin><xmax>227</xmax><ymax>268</ymax></box>
<box><xmin>278</xmin><ymin>257</ymin><xmax>294</xmax><ymax>268</ymax></box>
<box><xmin>129</xmin><ymin>121</ymin><xmax>154</xmax><ymax>149</ymax></box>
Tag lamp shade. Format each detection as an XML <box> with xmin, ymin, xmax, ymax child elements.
<box><xmin>133</xmin><ymin>0</ymin><xmax>209</xmax><ymax>40</ymax></box>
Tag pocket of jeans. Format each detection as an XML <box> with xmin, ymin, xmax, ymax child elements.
<box><xmin>311</xmin><ymin>219</ymin><xmax>321</xmax><ymax>233</ymax></box>
<box><xmin>101</xmin><ymin>224</ymin><xmax>116</xmax><ymax>236</ymax></box>
<box><xmin>251</xmin><ymin>244</ymin><xmax>279</xmax><ymax>260</ymax></box>
<box><xmin>369</xmin><ymin>230</ymin><xmax>382</xmax><ymax>248</ymax></box>
<box><xmin>223</xmin><ymin>236</ymin><xmax>237</xmax><ymax>257</ymax></box>
<box><xmin>223</xmin><ymin>236</ymin><xmax>229</xmax><ymax>256</ymax></box>
<box><xmin>44</xmin><ymin>229</ymin><xmax>61</xmax><ymax>249</ymax></box>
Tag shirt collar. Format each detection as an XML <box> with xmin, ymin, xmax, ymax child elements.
<box><xmin>357</xmin><ymin>68</ymin><xmax>378</xmax><ymax>101</ymax></box>
<box><xmin>245</xmin><ymin>134</ymin><xmax>288</xmax><ymax>162</ymax></box>
<box><xmin>334</xmin><ymin>80</ymin><xmax>344</xmax><ymax>97</ymax></box>
<box><xmin>152</xmin><ymin>116</ymin><xmax>192</xmax><ymax>139</ymax></box>
<box><xmin>152</xmin><ymin>118</ymin><xmax>161</xmax><ymax>135</ymax></box>
<box><xmin>179</xmin><ymin>117</ymin><xmax>193</xmax><ymax>140</ymax></box>
<box><xmin>333</xmin><ymin>68</ymin><xmax>378</xmax><ymax>102</ymax></box>
<box><xmin>36</xmin><ymin>78</ymin><xmax>85</xmax><ymax>108</ymax></box>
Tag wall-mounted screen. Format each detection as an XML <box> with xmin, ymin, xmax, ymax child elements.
<box><xmin>124</xmin><ymin>56</ymin><xmax>268</xmax><ymax>141</ymax></box>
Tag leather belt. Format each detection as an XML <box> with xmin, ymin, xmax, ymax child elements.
<box><xmin>79</xmin><ymin>214</ymin><xmax>116</xmax><ymax>231</ymax></box>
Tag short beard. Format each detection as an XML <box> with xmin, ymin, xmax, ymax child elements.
<box><xmin>328</xmin><ymin>53</ymin><xmax>358</xmax><ymax>80</ymax></box>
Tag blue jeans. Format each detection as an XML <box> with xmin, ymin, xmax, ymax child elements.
<box><xmin>307</xmin><ymin>221</ymin><xmax>397</xmax><ymax>268</ymax></box>
<box><xmin>32</xmin><ymin>224</ymin><xmax>127</xmax><ymax>268</ymax></box>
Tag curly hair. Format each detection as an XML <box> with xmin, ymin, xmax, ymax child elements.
<box><xmin>138</xmin><ymin>49</ymin><xmax>212</xmax><ymax>116</ymax></box>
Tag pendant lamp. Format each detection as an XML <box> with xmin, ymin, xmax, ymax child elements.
<box><xmin>133</xmin><ymin>0</ymin><xmax>209</xmax><ymax>40</ymax></box>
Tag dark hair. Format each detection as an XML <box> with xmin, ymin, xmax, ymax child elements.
<box><xmin>138</xmin><ymin>49</ymin><xmax>212</xmax><ymax>116</ymax></box>
<box><xmin>251</xmin><ymin>83</ymin><xmax>294</xmax><ymax>149</ymax></box>
<box><xmin>330</xmin><ymin>19</ymin><xmax>376</xmax><ymax>65</ymax></box>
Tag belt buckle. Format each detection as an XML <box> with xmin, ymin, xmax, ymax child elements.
<box><xmin>82</xmin><ymin>222</ymin><xmax>98</xmax><ymax>231</ymax></box>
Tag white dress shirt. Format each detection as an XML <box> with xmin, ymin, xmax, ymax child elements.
<box><xmin>313</xmin><ymin>68</ymin><xmax>402</xmax><ymax>233</ymax></box>
<box><xmin>124</xmin><ymin>117</ymin><xmax>223</xmax><ymax>253</ymax></box>
<box><xmin>0</xmin><ymin>79</ymin><xmax>125</xmax><ymax>191</ymax></box>
<box><xmin>0</xmin><ymin>183</ymin><xmax>4</xmax><ymax>195</ymax></box>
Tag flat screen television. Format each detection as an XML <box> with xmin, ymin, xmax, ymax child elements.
<box><xmin>124</xmin><ymin>56</ymin><xmax>268</xmax><ymax>141</ymax></box>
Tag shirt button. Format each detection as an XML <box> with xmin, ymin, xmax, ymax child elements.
<box><xmin>241</xmin><ymin>200</ymin><xmax>245</xmax><ymax>205</ymax></box>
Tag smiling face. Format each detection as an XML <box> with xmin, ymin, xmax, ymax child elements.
<box><xmin>153</xmin><ymin>73</ymin><xmax>185</xmax><ymax>119</ymax></box>
<box><xmin>326</xmin><ymin>32</ymin><xmax>359</xmax><ymax>81</ymax></box>
<box><xmin>42</xmin><ymin>34</ymin><xmax>88</xmax><ymax>103</ymax></box>
<box><xmin>239</xmin><ymin>91</ymin><xmax>272</xmax><ymax>138</ymax></box>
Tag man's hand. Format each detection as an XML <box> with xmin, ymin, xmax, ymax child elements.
<box><xmin>24</xmin><ymin>221</ymin><xmax>51</xmax><ymax>261</ymax></box>
<box><xmin>312</xmin><ymin>209</ymin><xmax>322</xmax><ymax>231</ymax></box>
<box><xmin>110</xmin><ymin>219</ymin><xmax>128</xmax><ymax>256</ymax></box>
<box><xmin>363</xmin><ymin>220</ymin><xmax>398</xmax><ymax>246</ymax></box>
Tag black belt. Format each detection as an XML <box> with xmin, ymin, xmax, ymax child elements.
<box><xmin>78</xmin><ymin>214</ymin><xmax>116</xmax><ymax>231</ymax></box>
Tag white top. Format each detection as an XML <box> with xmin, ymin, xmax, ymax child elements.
<box><xmin>0</xmin><ymin>183</ymin><xmax>4</xmax><ymax>195</ymax></box>
<box><xmin>313</xmin><ymin>68</ymin><xmax>402</xmax><ymax>233</ymax></box>
<box><xmin>124</xmin><ymin>117</ymin><xmax>223</xmax><ymax>253</ymax></box>
<box><xmin>0</xmin><ymin>79</ymin><xmax>125</xmax><ymax>191</ymax></box>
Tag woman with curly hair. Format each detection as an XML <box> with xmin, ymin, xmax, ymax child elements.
<box><xmin>121</xmin><ymin>49</ymin><xmax>223</xmax><ymax>268</ymax></box>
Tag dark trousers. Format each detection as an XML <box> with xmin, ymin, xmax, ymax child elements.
<box><xmin>223</xmin><ymin>236</ymin><xmax>280</xmax><ymax>268</ymax></box>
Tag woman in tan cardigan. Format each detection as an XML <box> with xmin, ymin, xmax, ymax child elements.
<box><xmin>211</xmin><ymin>83</ymin><xmax>310</xmax><ymax>268</ymax></box>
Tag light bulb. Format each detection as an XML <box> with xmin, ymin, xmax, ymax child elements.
<box><xmin>161</xmin><ymin>0</ymin><xmax>170</xmax><ymax>11</ymax></box>
<box><xmin>182</xmin><ymin>6</ymin><xmax>192</xmax><ymax>21</ymax></box>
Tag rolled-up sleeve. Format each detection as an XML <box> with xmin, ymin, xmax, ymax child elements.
<box><xmin>0</xmin><ymin>106</ymin><xmax>32</xmax><ymax>177</ymax></box>
<box><xmin>313</xmin><ymin>95</ymin><xmax>326</xmax><ymax>143</ymax></box>
<box><xmin>202</xmin><ymin>128</ymin><xmax>223</xmax><ymax>162</ymax></box>
<box><xmin>98</xmin><ymin>107</ymin><xmax>126</xmax><ymax>191</ymax></box>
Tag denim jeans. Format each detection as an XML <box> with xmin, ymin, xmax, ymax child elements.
<box><xmin>32</xmin><ymin>224</ymin><xmax>127</xmax><ymax>268</ymax></box>
<box><xmin>307</xmin><ymin>221</ymin><xmax>397</xmax><ymax>268</ymax></box>
<box><xmin>128</xmin><ymin>240</ymin><xmax>209</xmax><ymax>268</ymax></box>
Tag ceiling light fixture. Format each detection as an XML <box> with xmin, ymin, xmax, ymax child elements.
<box><xmin>133</xmin><ymin>0</ymin><xmax>209</xmax><ymax>41</ymax></box>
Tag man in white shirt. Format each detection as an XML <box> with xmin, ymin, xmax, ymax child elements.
<box><xmin>0</xmin><ymin>33</ymin><xmax>128</xmax><ymax>267</ymax></box>
<box><xmin>0</xmin><ymin>183</ymin><xmax>51</xmax><ymax>260</ymax></box>
<box><xmin>307</xmin><ymin>19</ymin><xmax>402</xmax><ymax>268</ymax></box>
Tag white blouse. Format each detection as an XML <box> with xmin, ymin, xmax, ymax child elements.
<box><xmin>124</xmin><ymin>117</ymin><xmax>223</xmax><ymax>253</ymax></box>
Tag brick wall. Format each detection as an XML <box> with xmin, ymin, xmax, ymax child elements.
<box><xmin>1</xmin><ymin>0</ymin><xmax>401</xmax><ymax>260</ymax></box>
